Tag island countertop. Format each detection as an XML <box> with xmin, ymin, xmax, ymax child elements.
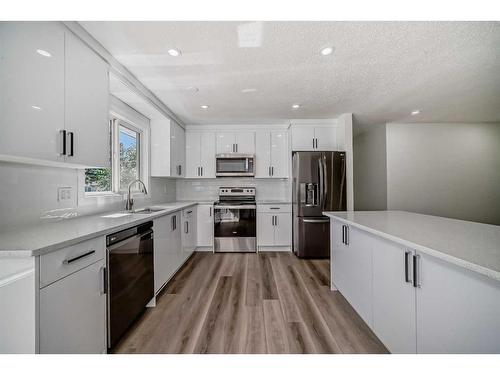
<box><xmin>323</xmin><ymin>211</ymin><xmax>500</xmax><ymax>282</ymax></box>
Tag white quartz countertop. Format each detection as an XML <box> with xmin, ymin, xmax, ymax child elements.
<box><xmin>323</xmin><ymin>211</ymin><xmax>500</xmax><ymax>282</ymax></box>
<box><xmin>0</xmin><ymin>201</ymin><xmax>199</xmax><ymax>257</ymax></box>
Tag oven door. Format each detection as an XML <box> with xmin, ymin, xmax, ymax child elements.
<box><xmin>214</xmin><ymin>206</ymin><xmax>256</xmax><ymax>252</ymax></box>
<box><xmin>216</xmin><ymin>155</ymin><xmax>254</xmax><ymax>177</ymax></box>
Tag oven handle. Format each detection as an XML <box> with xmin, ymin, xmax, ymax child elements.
<box><xmin>213</xmin><ymin>205</ymin><xmax>256</xmax><ymax>209</ymax></box>
<box><xmin>107</xmin><ymin>229</ymin><xmax>153</xmax><ymax>251</ymax></box>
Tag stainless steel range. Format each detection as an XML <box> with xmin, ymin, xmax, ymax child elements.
<box><xmin>214</xmin><ymin>187</ymin><xmax>256</xmax><ymax>252</ymax></box>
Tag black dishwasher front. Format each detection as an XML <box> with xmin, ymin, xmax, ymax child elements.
<box><xmin>106</xmin><ymin>221</ymin><xmax>154</xmax><ymax>350</ymax></box>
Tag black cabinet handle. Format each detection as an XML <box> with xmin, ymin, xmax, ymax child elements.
<box><xmin>60</xmin><ymin>130</ymin><xmax>67</xmax><ymax>155</ymax></box>
<box><xmin>68</xmin><ymin>132</ymin><xmax>74</xmax><ymax>156</ymax></box>
<box><xmin>405</xmin><ymin>251</ymin><xmax>413</xmax><ymax>284</ymax></box>
<box><xmin>63</xmin><ymin>250</ymin><xmax>96</xmax><ymax>265</ymax></box>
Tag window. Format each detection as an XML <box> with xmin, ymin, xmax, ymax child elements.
<box><xmin>85</xmin><ymin>117</ymin><xmax>146</xmax><ymax>195</ymax></box>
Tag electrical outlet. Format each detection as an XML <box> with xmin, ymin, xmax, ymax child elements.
<box><xmin>58</xmin><ymin>187</ymin><xmax>72</xmax><ymax>202</ymax></box>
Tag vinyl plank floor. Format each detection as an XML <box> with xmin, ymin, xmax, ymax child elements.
<box><xmin>113</xmin><ymin>252</ymin><xmax>388</xmax><ymax>354</ymax></box>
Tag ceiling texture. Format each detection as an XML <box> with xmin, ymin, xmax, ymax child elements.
<box><xmin>81</xmin><ymin>21</ymin><xmax>500</xmax><ymax>132</ymax></box>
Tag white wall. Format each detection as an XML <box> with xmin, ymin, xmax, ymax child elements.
<box><xmin>353</xmin><ymin>123</ymin><xmax>388</xmax><ymax>210</ymax></box>
<box><xmin>176</xmin><ymin>178</ymin><xmax>291</xmax><ymax>202</ymax></box>
<box><xmin>0</xmin><ymin>162</ymin><xmax>176</xmax><ymax>230</ymax></box>
<box><xmin>386</xmin><ymin>122</ymin><xmax>500</xmax><ymax>225</ymax></box>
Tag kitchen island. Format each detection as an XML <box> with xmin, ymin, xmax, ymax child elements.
<box><xmin>323</xmin><ymin>210</ymin><xmax>500</xmax><ymax>354</ymax></box>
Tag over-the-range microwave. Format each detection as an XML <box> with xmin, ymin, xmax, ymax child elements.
<box><xmin>215</xmin><ymin>154</ymin><xmax>255</xmax><ymax>177</ymax></box>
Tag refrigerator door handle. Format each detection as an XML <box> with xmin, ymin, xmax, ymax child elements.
<box><xmin>318</xmin><ymin>157</ymin><xmax>324</xmax><ymax>209</ymax></box>
<box><xmin>321</xmin><ymin>157</ymin><xmax>328</xmax><ymax>210</ymax></box>
<box><xmin>302</xmin><ymin>218</ymin><xmax>330</xmax><ymax>223</ymax></box>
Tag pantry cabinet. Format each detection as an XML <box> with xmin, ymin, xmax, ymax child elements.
<box><xmin>186</xmin><ymin>132</ymin><xmax>216</xmax><ymax>178</ymax></box>
<box><xmin>0</xmin><ymin>22</ymin><xmax>110</xmax><ymax>168</ymax></box>
<box><xmin>291</xmin><ymin>124</ymin><xmax>345</xmax><ymax>151</ymax></box>
<box><xmin>255</xmin><ymin>131</ymin><xmax>289</xmax><ymax>178</ymax></box>
<box><xmin>216</xmin><ymin>132</ymin><xmax>255</xmax><ymax>154</ymax></box>
<box><xmin>151</xmin><ymin>119</ymin><xmax>186</xmax><ymax>177</ymax></box>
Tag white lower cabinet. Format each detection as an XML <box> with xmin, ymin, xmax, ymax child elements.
<box><xmin>39</xmin><ymin>259</ymin><xmax>106</xmax><ymax>354</ymax></box>
<box><xmin>181</xmin><ymin>206</ymin><xmax>197</xmax><ymax>259</ymax></box>
<box><xmin>372</xmin><ymin>238</ymin><xmax>416</xmax><ymax>354</ymax></box>
<box><xmin>153</xmin><ymin>212</ymin><xmax>181</xmax><ymax>294</ymax></box>
<box><xmin>331</xmin><ymin>223</ymin><xmax>373</xmax><ymax>326</ymax></box>
<box><xmin>330</xmin><ymin>218</ymin><xmax>500</xmax><ymax>354</ymax></box>
<box><xmin>197</xmin><ymin>204</ymin><xmax>214</xmax><ymax>248</ymax></box>
<box><xmin>257</xmin><ymin>204</ymin><xmax>292</xmax><ymax>249</ymax></box>
<box><xmin>416</xmin><ymin>253</ymin><xmax>500</xmax><ymax>354</ymax></box>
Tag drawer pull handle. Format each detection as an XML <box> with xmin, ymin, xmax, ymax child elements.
<box><xmin>187</xmin><ymin>210</ymin><xmax>192</xmax><ymax>214</ymax></box>
<box><xmin>270</xmin><ymin>207</ymin><xmax>280</xmax><ymax>210</ymax></box>
<box><xmin>63</xmin><ymin>250</ymin><xmax>96</xmax><ymax>265</ymax></box>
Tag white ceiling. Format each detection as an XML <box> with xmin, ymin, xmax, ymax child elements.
<box><xmin>81</xmin><ymin>21</ymin><xmax>500</xmax><ymax>132</ymax></box>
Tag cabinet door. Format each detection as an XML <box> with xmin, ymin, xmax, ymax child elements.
<box><xmin>235</xmin><ymin>132</ymin><xmax>255</xmax><ymax>154</ymax></box>
<box><xmin>314</xmin><ymin>126</ymin><xmax>337</xmax><ymax>151</ymax></box>
<box><xmin>372</xmin><ymin>239</ymin><xmax>416</xmax><ymax>353</ymax></box>
<box><xmin>257</xmin><ymin>213</ymin><xmax>275</xmax><ymax>246</ymax></box>
<box><xmin>331</xmin><ymin>220</ymin><xmax>349</xmax><ymax>291</ymax></box>
<box><xmin>270</xmin><ymin>131</ymin><xmax>289</xmax><ymax>178</ymax></box>
<box><xmin>335</xmin><ymin>124</ymin><xmax>346</xmax><ymax>151</ymax></box>
<box><xmin>170</xmin><ymin>122</ymin><xmax>185</xmax><ymax>177</ymax></box>
<box><xmin>153</xmin><ymin>214</ymin><xmax>171</xmax><ymax>293</ymax></box>
<box><xmin>332</xmin><ymin>224</ymin><xmax>373</xmax><ymax>326</ymax></box>
<box><xmin>416</xmin><ymin>253</ymin><xmax>500</xmax><ymax>354</ymax></box>
<box><xmin>291</xmin><ymin>126</ymin><xmax>315</xmax><ymax>151</ymax></box>
<box><xmin>150</xmin><ymin>119</ymin><xmax>171</xmax><ymax>176</ymax></box>
<box><xmin>65</xmin><ymin>32</ymin><xmax>109</xmax><ymax>167</ymax></box>
<box><xmin>216</xmin><ymin>132</ymin><xmax>235</xmax><ymax>154</ymax></box>
<box><xmin>200</xmin><ymin>132</ymin><xmax>216</xmax><ymax>178</ymax></box>
<box><xmin>0</xmin><ymin>22</ymin><xmax>65</xmax><ymax>162</ymax></box>
<box><xmin>197</xmin><ymin>204</ymin><xmax>214</xmax><ymax>247</ymax></box>
<box><xmin>255</xmin><ymin>131</ymin><xmax>271</xmax><ymax>178</ymax></box>
<box><xmin>39</xmin><ymin>260</ymin><xmax>106</xmax><ymax>353</ymax></box>
<box><xmin>182</xmin><ymin>207</ymin><xmax>197</xmax><ymax>258</ymax></box>
<box><xmin>185</xmin><ymin>132</ymin><xmax>201</xmax><ymax>178</ymax></box>
<box><xmin>274</xmin><ymin>212</ymin><xmax>292</xmax><ymax>246</ymax></box>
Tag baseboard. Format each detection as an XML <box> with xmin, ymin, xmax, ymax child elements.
<box><xmin>195</xmin><ymin>246</ymin><xmax>214</xmax><ymax>252</ymax></box>
<box><xmin>258</xmin><ymin>246</ymin><xmax>291</xmax><ymax>252</ymax></box>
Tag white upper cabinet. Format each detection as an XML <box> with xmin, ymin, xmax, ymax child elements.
<box><xmin>216</xmin><ymin>131</ymin><xmax>255</xmax><ymax>154</ymax></box>
<box><xmin>64</xmin><ymin>31</ymin><xmax>109</xmax><ymax>167</ymax></box>
<box><xmin>0</xmin><ymin>22</ymin><xmax>65</xmax><ymax>162</ymax></box>
<box><xmin>151</xmin><ymin>119</ymin><xmax>186</xmax><ymax>177</ymax></box>
<box><xmin>255</xmin><ymin>130</ymin><xmax>289</xmax><ymax>178</ymax></box>
<box><xmin>291</xmin><ymin>124</ymin><xmax>345</xmax><ymax>151</ymax></box>
<box><xmin>0</xmin><ymin>22</ymin><xmax>110</xmax><ymax>167</ymax></box>
<box><xmin>186</xmin><ymin>132</ymin><xmax>216</xmax><ymax>178</ymax></box>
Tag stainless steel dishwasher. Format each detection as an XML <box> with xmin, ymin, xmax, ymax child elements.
<box><xmin>106</xmin><ymin>221</ymin><xmax>154</xmax><ymax>350</ymax></box>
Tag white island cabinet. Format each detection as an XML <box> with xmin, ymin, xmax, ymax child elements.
<box><xmin>326</xmin><ymin>211</ymin><xmax>500</xmax><ymax>354</ymax></box>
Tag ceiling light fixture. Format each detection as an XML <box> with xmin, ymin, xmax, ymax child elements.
<box><xmin>411</xmin><ymin>110</ymin><xmax>421</xmax><ymax>115</ymax></box>
<box><xmin>292</xmin><ymin>104</ymin><xmax>301</xmax><ymax>109</ymax></box>
<box><xmin>241</xmin><ymin>88</ymin><xmax>258</xmax><ymax>93</ymax></box>
<box><xmin>184</xmin><ymin>86</ymin><xmax>199</xmax><ymax>93</ymax></box>
<box><xmin>167</xmin><ymin>48</ymin><xmax>181</xmax><ymax>57</ymax></box>
<box><xmin>31</xmin><ymin>105</ymin><xmax>42</xmax><ymax>110</ymax></box>
<box><xmin>320</xmin><ymin>47</ymin><xmax>334</xmax><ymax>56</ymax></box>
<box><xmin>36</xmin><ymin>49</ymin><xmax>51</xmax><ymax>57</ymax></box>
<box><xmin>200</xmin><ymin>105</ymin><xmax>210</xmax><ymax>109</ymax></box>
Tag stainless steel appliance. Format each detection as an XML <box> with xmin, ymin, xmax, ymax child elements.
<box><xmin>214</xmin><ymin>187</ymin><xmax>256</xmax><ymax>252</ymax></box>
<box><xmin>292</xmin><ymin>151</ymin><xmax>346</xmax><ymax>258</ymax></box>
<box><xmin>216</xmin><ymin>154</ymin><xmax>255</xmax><ymax>177</ymax></box>
<box><xmin>106</xmin><ymin>221</ymin><xmax>154</xmax><ymax>349</ymax></box>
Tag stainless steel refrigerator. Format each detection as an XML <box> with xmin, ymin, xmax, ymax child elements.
<box><xmin>292</xmin><ymin>151</ymin><xmax>346</xmax><ymax>258</ymax></box>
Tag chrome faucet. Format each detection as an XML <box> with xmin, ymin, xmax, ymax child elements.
<box><xmin>125</xmin><ymin>179</ymin><xmax>148</xmax><ymax>212</ymax></box>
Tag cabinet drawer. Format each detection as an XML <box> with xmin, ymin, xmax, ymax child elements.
<box><xmin>182</xmin><ymin>207</ymin><xmax>195</xmax><ymax>218</ymax></box>
<box><xmin>257</xmin><ymin>204</ymin><xmax>292</xmax><ymax>213</ymax></box>
<box><xmin>40</xmin><ymin>236</ymin><xmax>105</xmax><ymax>288</ymax></box>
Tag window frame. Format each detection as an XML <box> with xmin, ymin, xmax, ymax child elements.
<box><xmin>84</xmin><ymin>104</ymin><xmax>150</xmax><ymax>197</ymax></box>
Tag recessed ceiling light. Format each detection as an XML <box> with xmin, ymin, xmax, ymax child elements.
<box><xmin>320</xmin><ymin>47</ymin><xmax>334</xmax><ymax>56</ymax></box>
<box><xmin>36</xmin><ymin>49</ymin><xmax>51</xmax><ymax>57</ymax></box>
<box><xmin>200</xmin><ymin>105</ymin><xmax>210</xmax><ymax>109</ymax></box>
<box><xmin>411</xmin><ymin>110</ymin><xmax>421</xmax><ymax>115</ymax></box>
<box><xmin>292</xmin><ymin>104</ymin><xmax>301</xmax><ymax>109</ymax></box>
<box><xmin>31</xmin><ymin>105</ymin><xmax>42</xmax><ymax>110</ymax></box>
<box><xmin>184</xmin><ymin>86</ymin><xmax>199</xmax><ymax>93</ymax></box>
<box><xmin>167</xmin><ymin>48</ymin><xmax>181</xmax><ymax>57</ymax></box>
<box><xmin>241</xmin><ymin>88</ymin><xmax>258</xmax><ymax>93</ymax></box>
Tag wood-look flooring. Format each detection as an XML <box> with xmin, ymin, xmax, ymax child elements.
<box><xmin>113</xmin><ymin>252</ymin><xmax>388</xmax><ymax>354</ymax></box>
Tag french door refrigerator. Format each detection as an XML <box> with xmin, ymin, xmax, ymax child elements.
<box><xmin>292</xmin><ymin>151</ymin><xmax>346</xmax><ymax>258</ymax></box>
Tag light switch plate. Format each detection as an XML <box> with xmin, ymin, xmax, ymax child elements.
<box><xmin>57</xmin><ymin>186</ymin><xmax>72</xmax><ymax>202</ymax></box>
